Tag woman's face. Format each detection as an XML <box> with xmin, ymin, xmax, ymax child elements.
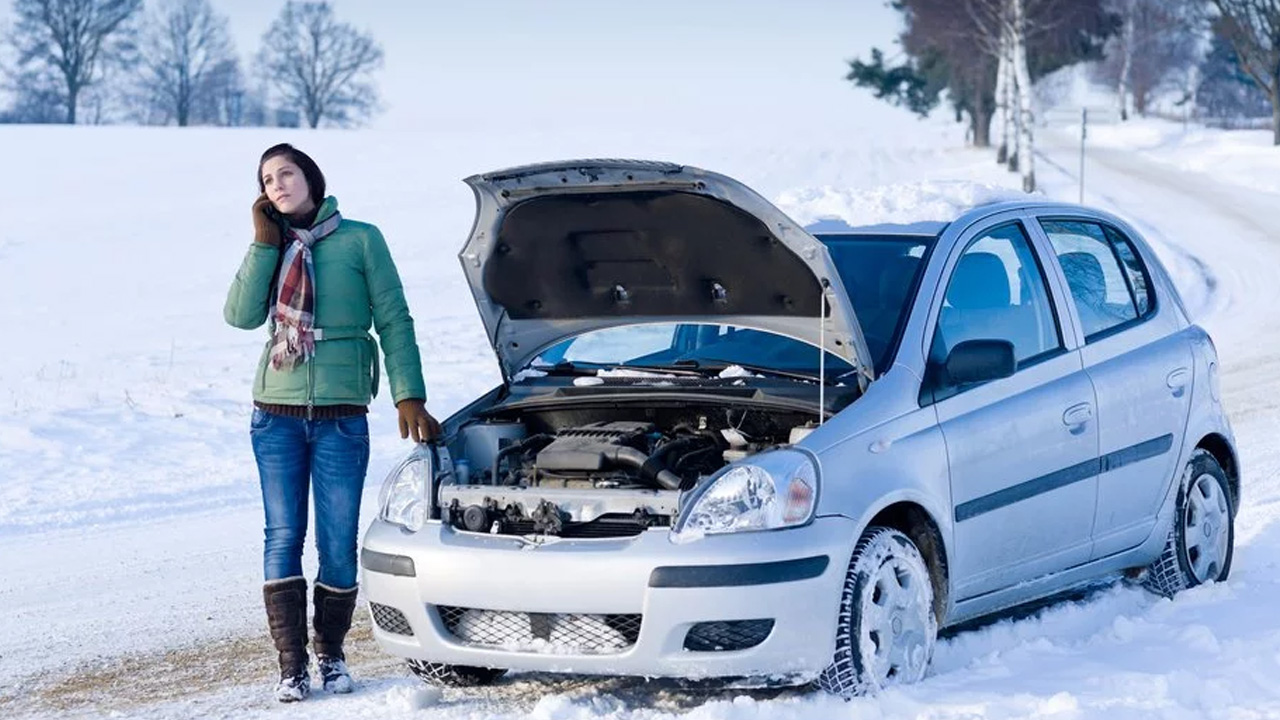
<box><xmin>260</xmin><ymin>155</ymin><xmax>315</xmax><ymax>216</ymax></box>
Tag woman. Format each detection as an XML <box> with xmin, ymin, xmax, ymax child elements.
<box><xmin>224</xmin><ymin>143</ymin><xmax>439</xmax><ymax>702</ymax></box>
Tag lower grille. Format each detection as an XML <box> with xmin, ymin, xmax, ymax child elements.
<box><xmin>683</xmin><ymin>619</ymin><xmax>775</xmax><ymax>652</ymax></box>
<box><xmin>370</xmin><ymin>602</ymin><xmax>414</xmax><ymax>636</ymax></box>
<box><xmin>500</xmin><ymin>518</ymin><xmax>652</xmax><ymax>538</ymax></box>
<box><xmin>435</xmin><ymin>605</ymin><xmax>641</xmax><ymax>654</ymax></box>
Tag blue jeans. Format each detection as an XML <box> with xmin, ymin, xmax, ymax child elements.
<box><xmin>250</xmin><ymin>408</ymin><xmax>370</xmax><ymax>589</ymax></box>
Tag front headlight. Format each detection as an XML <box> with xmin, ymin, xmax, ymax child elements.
<box><xmin>670</xmin><ymin>449</ymin><xmax>818</xmax><ymax>543</ymax></box>
<box><xmin>378</xmin><ymin>444</ymin><xmax>435</xmax><ymax>532</ymax></box>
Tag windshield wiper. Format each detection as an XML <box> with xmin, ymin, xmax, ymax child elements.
<box><xmin>524</xmin><ymin>359</ymin><xmax>838</xmax><ymax>384</ymax></box>
<box><xmin>663</xmin><ymin>359</ymin><xmax>843</xmax><ymax>385</ymax></box>
<box><xmin>526</xmin><ymin>360</ymin><xmax>603</xmax><ymax>377</ymax></box>
<box><xmin>527</xmin><ymin>360</ymin><xmax>704</xmax><ymax>378</ymax></box>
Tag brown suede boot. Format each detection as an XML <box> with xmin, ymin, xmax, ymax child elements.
<box><xmin>313</xmin><ymin>583</ymin><xmax>359</xmax><ymax>693</ymax></box>
<box><xmin>263</xmin><ymin>577</ymin><xmax>310</xmax><ymax>702</ymax></box>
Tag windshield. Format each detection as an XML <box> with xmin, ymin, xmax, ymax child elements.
<box><xmin>815</xmin><ymin>233</ymin><xmax>934</xmax><ymax>371</ymax></box>
<box><xmin>528</xmin><ymin>323</ymin><xmax>855</xmax><ymax>378</ymax></box>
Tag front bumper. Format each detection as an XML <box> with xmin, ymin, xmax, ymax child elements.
<box><xmin>360</xmin><ymin>515</ymin><xmax>856</xmax><ymax>678</ymax></box>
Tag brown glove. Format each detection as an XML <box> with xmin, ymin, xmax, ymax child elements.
<box><xmin>397</xmin><ymin>398</ymin><xmax>441</xmax><ymax>443</ymax></box>
<box><xmin>252</xmin><ymin>193</ymin><xmax>282</xmax><ymax>247</ymax></box>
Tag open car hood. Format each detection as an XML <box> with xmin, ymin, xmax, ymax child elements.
<box><xmin>459</xmin><ymin>159</ymin><xmax>873</xmax><ymax>387</ymax></box>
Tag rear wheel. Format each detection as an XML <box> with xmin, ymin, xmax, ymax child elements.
<box><xmin>405</xmin><ymin>660</ymin><xmax>507</xmax><ymax>687</ymax></box>
<box><xmin>818</xmin><ymin>526</ymin><xmax>937</xmax><ymax>698</ymax></box>
<box><xmin>1143</xmin><ymin>450</ymin><xmax>1234</xmax><ymax>598</ymax></box>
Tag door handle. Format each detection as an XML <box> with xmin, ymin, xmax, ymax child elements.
<box><xmin>1062</xmin><ymin>402</ymin><xmax>1094</xmax><ymax>427</ymax></box>
<box><xmin>1166</xmin><ymin>367</ymin><xmax>1190</xmax><ymax>396</ymax></box>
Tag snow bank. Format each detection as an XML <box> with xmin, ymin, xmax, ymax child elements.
<box><xmin>778</xmin><ymin>180</ymin><xmax>1031</xmax><ymax>228</ymax></box>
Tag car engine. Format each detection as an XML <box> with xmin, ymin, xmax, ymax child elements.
<box><xmin>438</xmin><ymin>408</ymin><xmax>814</xmax><ymax>538</ymax></box>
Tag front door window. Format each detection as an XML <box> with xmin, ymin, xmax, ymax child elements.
<box><xmin>928</xmin><ymin>222</ymin><xmax>1063</xmax><ymax>400</ymax></box>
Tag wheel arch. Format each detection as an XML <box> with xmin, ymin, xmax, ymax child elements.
<box><xmin>1196</xmin><ymin>433</ymin><xmax>1239</xmax><ymax>513</ymax></box>
<box><xmin>865</xmin><ymin>501</ymin><xmax>950</xmax><ymax>624</ymax></box>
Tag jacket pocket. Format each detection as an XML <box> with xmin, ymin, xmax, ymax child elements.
<box><xmin>367</xmin><ymin>336</ymin><xmax>380</xmax><ymax>399</ymax></box>
<box><xmin>312</xmin><ymin>338</ymin><xmax>366</xmax><ymax>403</ymax></box>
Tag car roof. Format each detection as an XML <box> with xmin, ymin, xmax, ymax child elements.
<box><xmin>804</xmin><ymin>199</ymin><xmax>1127</xmax><ymax>240</ymax></box>
<box><xmin>950</xmin><ymin>199</ymin><xmax>1128</xmax><ymax>227</ymax></box>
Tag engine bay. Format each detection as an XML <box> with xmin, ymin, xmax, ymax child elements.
<box><xmin>438</xmin><ymin>404</ymin><xmax>818</xmax><ymax>538</ymax></box>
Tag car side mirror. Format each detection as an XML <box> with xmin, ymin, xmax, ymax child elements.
<box><xmin>943</xmin><ymin>339</ymin><xmax>1016</xmax><ymax>386</ymax></box>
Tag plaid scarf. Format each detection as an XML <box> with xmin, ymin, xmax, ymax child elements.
<box><xmin>269</xmin><ymin>211</ymin><xmax>343</xmax><ymax>370</ymax></box>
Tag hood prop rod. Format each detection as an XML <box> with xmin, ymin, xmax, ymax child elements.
<box><xmin>818</xmin><ymin>286</ymin><xmax>828</xmax><ymax>427</ymax></box>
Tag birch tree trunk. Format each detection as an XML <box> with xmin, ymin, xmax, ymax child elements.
<box><xmin>995</xmin><ymin>23</ymin><xmax>1011</xmax><ymax>164</ymax></box>
<box><xmin>1011</xmin><ymin>0</ymin><xmax>1036</xmax><ymax>192</ymax></box>
<box><xmin>1117</xmin><ymin>4</ymin><xmax>1135</xmax><ymax>122</ymax></box>
<box><xmin>1009</xmin><ymin>64</ymin><xmax>1022</xmax><ymax>173</ymax></box>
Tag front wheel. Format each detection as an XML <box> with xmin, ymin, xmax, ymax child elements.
<box><xmin>1143</xmin><ymin>450</ymin><xmax>1235</xmax><ymax>598</ymax></box>
<box><xmin>817</xmin><ymin>526</ymin><xmax>937</xmax><ymax>698</ymax></box>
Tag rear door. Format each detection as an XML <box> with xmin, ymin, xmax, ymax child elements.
<box><xmin>927</xmin><ymin>217</ymin><xmax>1100</xmax><ymax>600</ymax></box>
<box><xmin>1034</xmin><ymin>218</ymin><xmax>1194</xmax><ymax>558</ymax></box>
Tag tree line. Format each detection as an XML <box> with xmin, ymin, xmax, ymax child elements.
<box><xmin>849</xmin><ymin>0</ymin><xmax>1280</xmax><ymax>191</ymax></box>
<box><xmin>0</xmin><ymin>0</ymin><xmax>384</xmax><ymax>128</ymax></box>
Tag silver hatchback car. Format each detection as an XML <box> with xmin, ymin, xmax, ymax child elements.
<box><xmin>361</xmin><ymin>160</ymin><xmax>1238</xmax><ymax>696</ymax></box>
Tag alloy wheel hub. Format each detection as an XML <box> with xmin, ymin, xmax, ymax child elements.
<box><xmin>1183</xmin><ymin>472</ymin><xmax>1230</xmax><ymax>583</ymax></box>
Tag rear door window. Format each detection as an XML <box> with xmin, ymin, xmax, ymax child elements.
<box><xmin>1039</xmin><ymin>219</ymin><xmax>1153</xmax><ymax>340</ymax></box>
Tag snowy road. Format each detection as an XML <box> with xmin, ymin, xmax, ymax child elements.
<box><xmin>5</xmin><ymin>119</ymin><xmax>1280</xmax><ymax>718</ymax></box>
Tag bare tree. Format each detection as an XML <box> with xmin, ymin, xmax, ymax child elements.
<box><xmin>960</xmin><ymin>0</ymin><xmax>1017</xmax><ymax>163</ymax></box>
<box><xmin>1198</xmin><ymin>21</ymin><xmax>1274</xmax><ymax>121</ymax></box>
<box><xmin>196</xmin><ymin>58</ymin><xmax>249</xmax><ymax>126</ymax></box>
<box><xmin>11</xmin><ymin>0</ymin><xmax>142</xmax><ymax>124</ymax></box>
<box><xmin>1100</xmin><ymin>0</ymin><xmax>1204</xmax><ymax>119</ymax></box>
<box><xmin>1010</xmin><ymin>0</ymin><xmax>1036</xmax><ymax>192</ymax></box>
<box><xmin>137</xmin><ymin>0</ymin><xmax>237</xmax><ymax>126</ymax></box>
<box><xmin>256</xmin><ymin>1</ymin><xmax>384</xmax><ymax>128</ymax></box>
<box><xmin>1115</xmin><ymin>0</ymin><xmax>1136</xmax><ymax>119</ymax></box>
<box><xmin>1211</xmin><ymin>0</ymin><xmax>1280</xmax><ymax>144</ymax></box>
<box><xmin>1</xmin><ymin>66</ymin><xmax>66</xmax><ymax>123</ymax></box>
<box><xmin>848</xmin><ymin>0</ymin><xmax>1112</xmax><ymax>173</ymax></box>
<box><xmin>962</xmin><ymin>0</ymin><xmax>1038</xmax><ymax>191</ymax></box>
<box><xmin>993</xmin><ymin>18</ymin><xmax>1014</xmax><ymax>163</ymax></box>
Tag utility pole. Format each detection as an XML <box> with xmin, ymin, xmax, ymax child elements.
<box><xmin>1079</xmin><ymin>107</ymin><xmax>1088</xmax><ymax>204</ymax></box>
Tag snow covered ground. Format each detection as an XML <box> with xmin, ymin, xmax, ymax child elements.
<box><xmin>1068</xmin><ymin>115</ymin><xmax>1280</xmax><ymax>198</ymax></box>
<box><xmin>3</xmin><ymin>101</ymin><xmax>1280</xmax><ymax>718</ymax></box>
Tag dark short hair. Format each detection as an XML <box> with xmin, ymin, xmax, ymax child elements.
<box><xmin>257</xmin><ymin>143</ymin><xmax>326</xmax><ymax>205</ymax></box>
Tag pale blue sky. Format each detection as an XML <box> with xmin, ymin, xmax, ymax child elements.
<box><xmin>3</xmin><ymin>1</ymin><xmax>904</xmax><ymax>130</ymax></box>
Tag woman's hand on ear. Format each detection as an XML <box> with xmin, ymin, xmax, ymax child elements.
<box><xmin>252</xmin><ymin>193</ymin><xmax>282</xmax><ymax>247</ymax></box>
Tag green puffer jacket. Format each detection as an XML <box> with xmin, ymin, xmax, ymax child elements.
<box><xmin>223</xmin><ymin>196</ymin><xmax>426</xmax><ymax>408</ymax></box>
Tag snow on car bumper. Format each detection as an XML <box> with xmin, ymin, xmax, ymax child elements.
<box><xmin>360</xmin><ymin>515</ymin><xmax>855</xmax><ymax>678</ymax></box>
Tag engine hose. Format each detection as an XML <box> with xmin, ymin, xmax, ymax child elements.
<box><xmin>605</xmin><ymin>446</ymin><xmax>683</xmax><ymax>490</ymax></box>
<box><xmin>493</xmin><ymin>433</ymin><xmax>554</xmax><ymax>485</ymax></box>
<box><xmin>646</xmin><ymin>436</ymin><xmax>708</xmax><ymax>481</ymax></box>
<box><xmin>672</xmin><ymin>444</ymin><xmax>722</xmax><ymax>474</ymax></box>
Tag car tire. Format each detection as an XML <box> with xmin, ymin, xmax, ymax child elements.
<box><xmin>817</xmin><ymin>526</ymin><xmax>937</xmax><ymax>698</ymax></box>
<box><xmin>1143</xmin><ymin>450</ymin><xmax>1235</xmax><ymax>598</ymax></box>
<box><xmin>405</xmin><ymin>659</ymin><xmax>507</xmax><ymax>687</ymax></box>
